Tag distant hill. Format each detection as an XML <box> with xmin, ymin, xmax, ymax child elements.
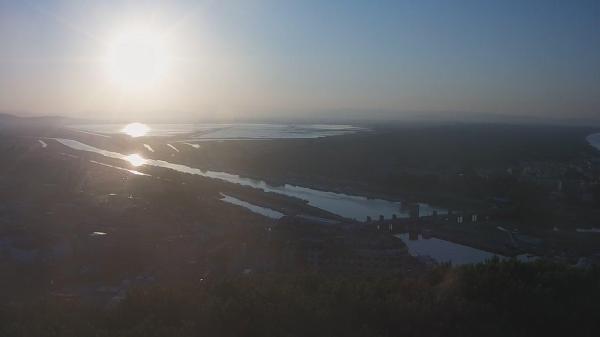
<box><xmin>0</xmin><ymin>113</ymin><xmax>89</xmax><ymax>128</ymax></box>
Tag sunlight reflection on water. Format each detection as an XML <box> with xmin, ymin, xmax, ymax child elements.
<box><xmin>121</xmin><ymin>122</ymin><xmax>150</xmax><ymax>137</ymax></box>
<box><xmin>124</xmin><ymin>153</ymin><xmax>147</xmax><ymax>166</ymax></box>
<box><xmin>53</xmin><ymin>138</ymin><xmax>444</xmax><ymax>220</ymax></box>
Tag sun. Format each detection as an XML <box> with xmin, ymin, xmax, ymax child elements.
<box><xmin>106</xmin><ymin>27</ymin><xmax>170</xmax><ymax>91</ymax></box>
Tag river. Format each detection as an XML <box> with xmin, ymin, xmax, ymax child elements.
<box><xmin>586</xmin><ymin>133</ymin><xmax>600</xmax><ymax>151</ymax></box>
<box><xmin>53</xmin><ymin>138</ymin><xmax>444</xmax><ymax>220</ymax></box>
<box><xmin>394</xmin><ymin>233</ymin><xmax>499</xmax><ymax>265</ymax></box>
<box><xmin>69</xmin><ymin>123</ymin><xmax>365</xmax><ymax>140</ymax></box>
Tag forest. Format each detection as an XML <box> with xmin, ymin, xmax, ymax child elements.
<box><xmin>1</xmin><ymin>259</ymin><xmax>599</xmax><ymax>337</ymax></box>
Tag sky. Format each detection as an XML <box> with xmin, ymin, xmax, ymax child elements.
<box><xmin>0</xmin><ymin>0</ymin><xmax>598</xmax><ymax>122</ymax></box>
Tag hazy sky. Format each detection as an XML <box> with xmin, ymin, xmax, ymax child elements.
<box><xmin>0</xmin><ymin>0</ymin><xmax>598</xmax><ymax>122</ymax></box>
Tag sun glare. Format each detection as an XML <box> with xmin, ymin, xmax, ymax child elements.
<box><xmin>122</xmin><ymin>122</ymin><xmax>150</xmax><ymax>137</ymax></box>
<box><xmin>125</xmin><ymin>153</ymin><xmax>147</xmax><ymax>167</ymax></box>
<box><xmin>106</xmin><ymin>27</ymin><xmax>169</xmax><ymax>91</ymax></box>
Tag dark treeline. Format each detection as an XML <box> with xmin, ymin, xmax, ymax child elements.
<box><xmin>184</xmin><ymin>124</ymin><xmax>600</xmax><ymax>227</ymax></box>
<box><xmin>190</xmin><ymin>124</ymin><xmax>597</xmax><ymax>202</ymax></box>
<box><xmin>2</xmin><ymin>259</ymin><xmax>599</xmax><ymax>337</ymax></box>
<box><xmin>194</xmin><ymin>124</ymin><xmax>595</xmax><ymax>183</ymax></box>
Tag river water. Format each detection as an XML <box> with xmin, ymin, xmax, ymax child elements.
<box><xmin>220</xmin><ymin>194</ymin><xmax>284</xmax><ymax>219</ymax></box>
<box><xmin>53</xmin><ymin>138</ymin><xmax>444</xmax><ymax>220</ymax></box>
<box><xmin>395</xmin><ymin>233</ymin><xmax>499</xmax><ymax>265</ymax></box>
<box><xmin>69</xmin><ymin>123</ymin><xmax>364</xmax><ymax>140</ymax></box>
<box><xmin>586</xmin><ymin>133</ymin><xmax>600</xmax><ymax>150</ymax></box>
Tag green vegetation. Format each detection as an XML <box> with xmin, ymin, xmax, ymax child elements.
<box><xmin>2</xmin><ymin>260</ymin><xmax>599</xmax><ymax>337</ymax></box>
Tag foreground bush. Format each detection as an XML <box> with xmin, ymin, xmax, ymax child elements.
<box><xmin>1</xmin><ymin>260</ymin><xmax>599</xmax><ymax>337</ymax></box>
